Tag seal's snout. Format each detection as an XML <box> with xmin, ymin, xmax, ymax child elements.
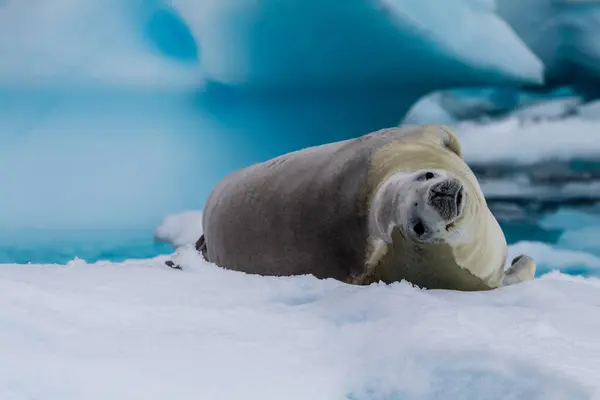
<box><xmin>428</xmin><ymin>179</ymin><xmax>464</xmax><ymax>221</ymax></box>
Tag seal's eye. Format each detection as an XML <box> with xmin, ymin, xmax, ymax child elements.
<box><xmin>425</xmin><ymin>172</ymin><xmax>434</xmax><ymax>180</ymax></box>
<box><xmin>413</xmin><ymin>220</ymin><xmax>426</xmax><ymax>236</ymax></box>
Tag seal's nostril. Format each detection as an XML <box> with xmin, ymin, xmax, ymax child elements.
<box><xmin>413</xmin><ymin>220</ymin><xmax>426</xmax><ymax>236</ymax></box>
<box><xmin>455</xmin><ymin>187</ymin><xmax>463</xmax><ymax>214</ymax></box>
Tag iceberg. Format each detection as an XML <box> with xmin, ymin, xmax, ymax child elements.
<box><xmin>402</xmin><ymin>86</ymin><xmax>581</xmax><ymax>125</ymax></box>
<box><xmin>497</xmin><ymin>0</ymin><xmax>600</xmax><ymax>87</ymax></box>
<box><xmin>171</xmin><ymin>0</ymin><xmax>543</xmax><ymax>90</ymax></box>
<box><xmin>0</xmin><ymin>0</ymin><xmax>545</xmax><ymax>261</ymax></box>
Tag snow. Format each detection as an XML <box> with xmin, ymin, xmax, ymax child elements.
<box><xmin>3</xmin><ymin>211</ymin><xmax>595</xmax><ymax>398</ymax></box>
<box><xmin>0</xmin><ymin>244</ymin><xmax>598</xmax><ymax>399</ymax></box>
<box><xmin>511</xmin><ymin>97</ymin><xmax>582</xmax><ymax>121</ymax></box>
<box><xmin>456</xmin><ymin>112</ymin><xmax>600</xmax><ymax>164</ymax></box>
<box><xmin>480</xmin><ymin>179</ymin><xmax>600</xmax><ymax>201</ymax></box>
<box><xmin>4</xmin><ymin>3</ymin><xmax>600</xmax><ymax>396</ymax></box>
<box><xmin>401</xmin><ymin>87</ymin><xmax>583</xmax><ymax>126</ymax></box>
<box><xmin>154</xmin><ymin>211</ymin><xmax>203</xmax><ymax>248</ymax></box>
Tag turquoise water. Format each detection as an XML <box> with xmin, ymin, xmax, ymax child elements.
<box><xmin>0</xmin><ymin>229</ymin><xmax>174</xmax><ymax>264</ymax></box>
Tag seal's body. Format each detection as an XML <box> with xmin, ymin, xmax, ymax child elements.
<box><xmin>198</xmin><ymin>125</ymin><xmax>535</xmax><ymax>290</ymax></box>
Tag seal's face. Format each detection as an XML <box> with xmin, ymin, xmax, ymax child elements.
<box><xmin>400</xmin><ymin>169</ymin><xmax>467</xmax><ymax>244</ymax></box>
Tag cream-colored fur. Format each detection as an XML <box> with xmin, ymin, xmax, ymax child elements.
<box><xmin>364</xmin><ymin>125</ymin><xmax>534</xmax><ymax>289</ymax></box>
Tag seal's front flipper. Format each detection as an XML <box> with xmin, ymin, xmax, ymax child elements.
<box><xmin>502</xmin><ymin>255</ymin><xmax>536</xmax><ymax>286</ymax></box>
<box><xmin>196</xmin><ymin>234</ymin><xmax>208</xmax><ymax>262</ymax></box>
<box><xmin>165</xmin><ymin>260</ymin><xmax>183</xmax><ymax>270</ymax></box>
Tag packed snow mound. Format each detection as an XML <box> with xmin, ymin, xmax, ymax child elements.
<box><xmin>154</xmin><ymin>211</ymin><xmax>203</xmax><ymax>248</ymax></box>
<box><xmin>456</xmin><ymin>112</ymin><xmax>600</xmax><ymax>164</ymax></box>
<box><xmin>0</xmin><ymin>245</ymin><xmax>599</xmax><ymax>399</ymax></box>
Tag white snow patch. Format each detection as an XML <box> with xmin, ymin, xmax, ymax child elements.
<box><xmin>0</xmin><ymin>243</ymin><xmax>599</xmax><ymax>399</ymax></box>
<box><xmin>154</xmin><ymin>210</ymin><xmax>203</xmax><ymax>247</ymax></box>
<box><xmin>456</xmin><ymin>114</ymin><xmax>600</xmax><ymax>164</ymax></box>
<box><xmin>480</xmin><ymin>178</ymin><xmax>600</xmax><ymax>200</ymax></box>
<box><xmin>511</xmin><ymin>97</ymin><xmax>581</xmax><ymax>121</ymax></box>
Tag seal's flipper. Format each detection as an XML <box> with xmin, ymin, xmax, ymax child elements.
<box><xmin>502</xmin><ymin>255</ymin><xmax>536</xmax><ymax>286</ymax></box>
<box><xmin>163</xmin><ymin>234</ymin><xmax>208</xmax><ymax>270</ymax></box>
<box><xmin>165</xmin><ymin>260</ymin><xmax>183</xmax><ymax>270</ymax></box>
<box><xmin>196</xmin><ymin>234</ymin><xmax>209</xmax><ymax>262</ymax></box>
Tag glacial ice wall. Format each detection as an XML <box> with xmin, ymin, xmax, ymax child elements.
<box><xmin>0</xmin><ymin>0</ymin><xmax>542</xmax><ymax>243</ymax></box>
<box><xmin>497</xmin><ymin>0</ymin><xmax>600</xmax><ymax>88</ymax></box>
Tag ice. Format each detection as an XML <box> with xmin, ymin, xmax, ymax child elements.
<box><xmin>0</xmin><ymin>243</ymin><xmax>598</xmax><ymax>399</ymax></box>
<box><xmin>496</xmin><ymin>0</ymin><xmax>600</xmax><ymax>86</ymax></box>
<box><xmin>559</xmin><ymin>228</ymin><xmax>600</xmax><ymax>258</ymax></box>
<box><xmin>509</xmin><ymin>240</ymin><xmax>600</xmax><ymax>276</ymax></box>
<box><xmin>402</xmin><ymin>87</ymin><xmax>582</xmax><ymax>125</ymax></box>
<box><xmin>511</xmin><ymin>96</ymin><xmax>582</xmax><ymax>122</ymax></box>
<box><xmin>154</xmin><ymin>211</ymin><xmax>203</xmax><ymax>248</ymax></box>
<box><xmin>480</xmin><ymin>179</ymin><xmax>600</xmax><ymax>201</ymax></box>
<box><xmin>535</xmin><ymin>209</ymin><xmax>600</xmax><ymax>258</ymax></box>
<box><xmin>171</xmin><ymin>0</ymin><xmax>543</xmax><ymax>89</ymax></box>
<box><xmin>455</xmin><ymin>113</ymin><xmax>600</xmax><ymax>164</ymax></box>
<box><xmin>402</xmin><ymin>93</ymin><xmax>457</xmax><ymax>126</ymax></box>
<box><xmin>0</xmin><ymin>0</ymin><xmax>548</xmax><ymax>246</ymax></box>
<box><xmin>0</xmin><ymin>0</ymin><xmax>542</xmax><ymax>90</ymax></box>
<box><xmin>577</xmin><ymin>100</ymin><xmax>600</xmax><ymax>120</ymax></box>
<box><xmin>540</xmin><ymin>209</ymin><xmax>600</xmax><ymax>231</ymax></box>
<box><xmin>0</xmin><ymin>0</ymin><xmax>201</xmax><ymax>88</ymax></box>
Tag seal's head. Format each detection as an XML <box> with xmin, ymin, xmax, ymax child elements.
<box><xmin>362</xmin><ymin>125</ymin><xmax>534</xmax><ymax>290</ymax></box>
<box><xmin>372</xmin><ymin>168</ymin><xmax>470</xmax><ymax>246</ymax></box>
<box><xmin>403</xmin><ymin>168</ymin><xmax>467</xmax><ymax>244</ymax></box>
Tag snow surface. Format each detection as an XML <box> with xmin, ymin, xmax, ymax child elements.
<box><xmin>1</xmin><ymin>244</ymin><xmax>599</xmax><ymax>400</ymax></box>
<box><xmin>456</xmin><ymin>111</ymin><xmax>600</xmax><ymax>164</ymax></box>
<box><xmin>154</xmin><ymin>210</ymin><xmax>203</xmax><ymax>247</ymax></box>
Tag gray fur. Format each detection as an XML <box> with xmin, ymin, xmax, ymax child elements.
<box><xmin>201</xmin><ymin>126</ymin><xmax>431</xmax><ymax>282</ymax></box>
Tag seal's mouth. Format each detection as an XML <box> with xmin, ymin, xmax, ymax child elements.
<box><xmin>413</xmin><ymin>220</ymin><xmax>426</xmax><ymax>236</ymax></box>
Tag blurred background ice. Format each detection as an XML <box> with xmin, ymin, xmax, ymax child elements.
<box><xmin>2</xmin><ymin>0</ymin><xmax>600</xmax><ymax>279</ymax></box>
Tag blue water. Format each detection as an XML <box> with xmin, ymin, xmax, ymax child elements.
<box><xmin>0</xmin><ymin>230</ymin><xmax>174</xmax><ymax>265</ymax></box>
